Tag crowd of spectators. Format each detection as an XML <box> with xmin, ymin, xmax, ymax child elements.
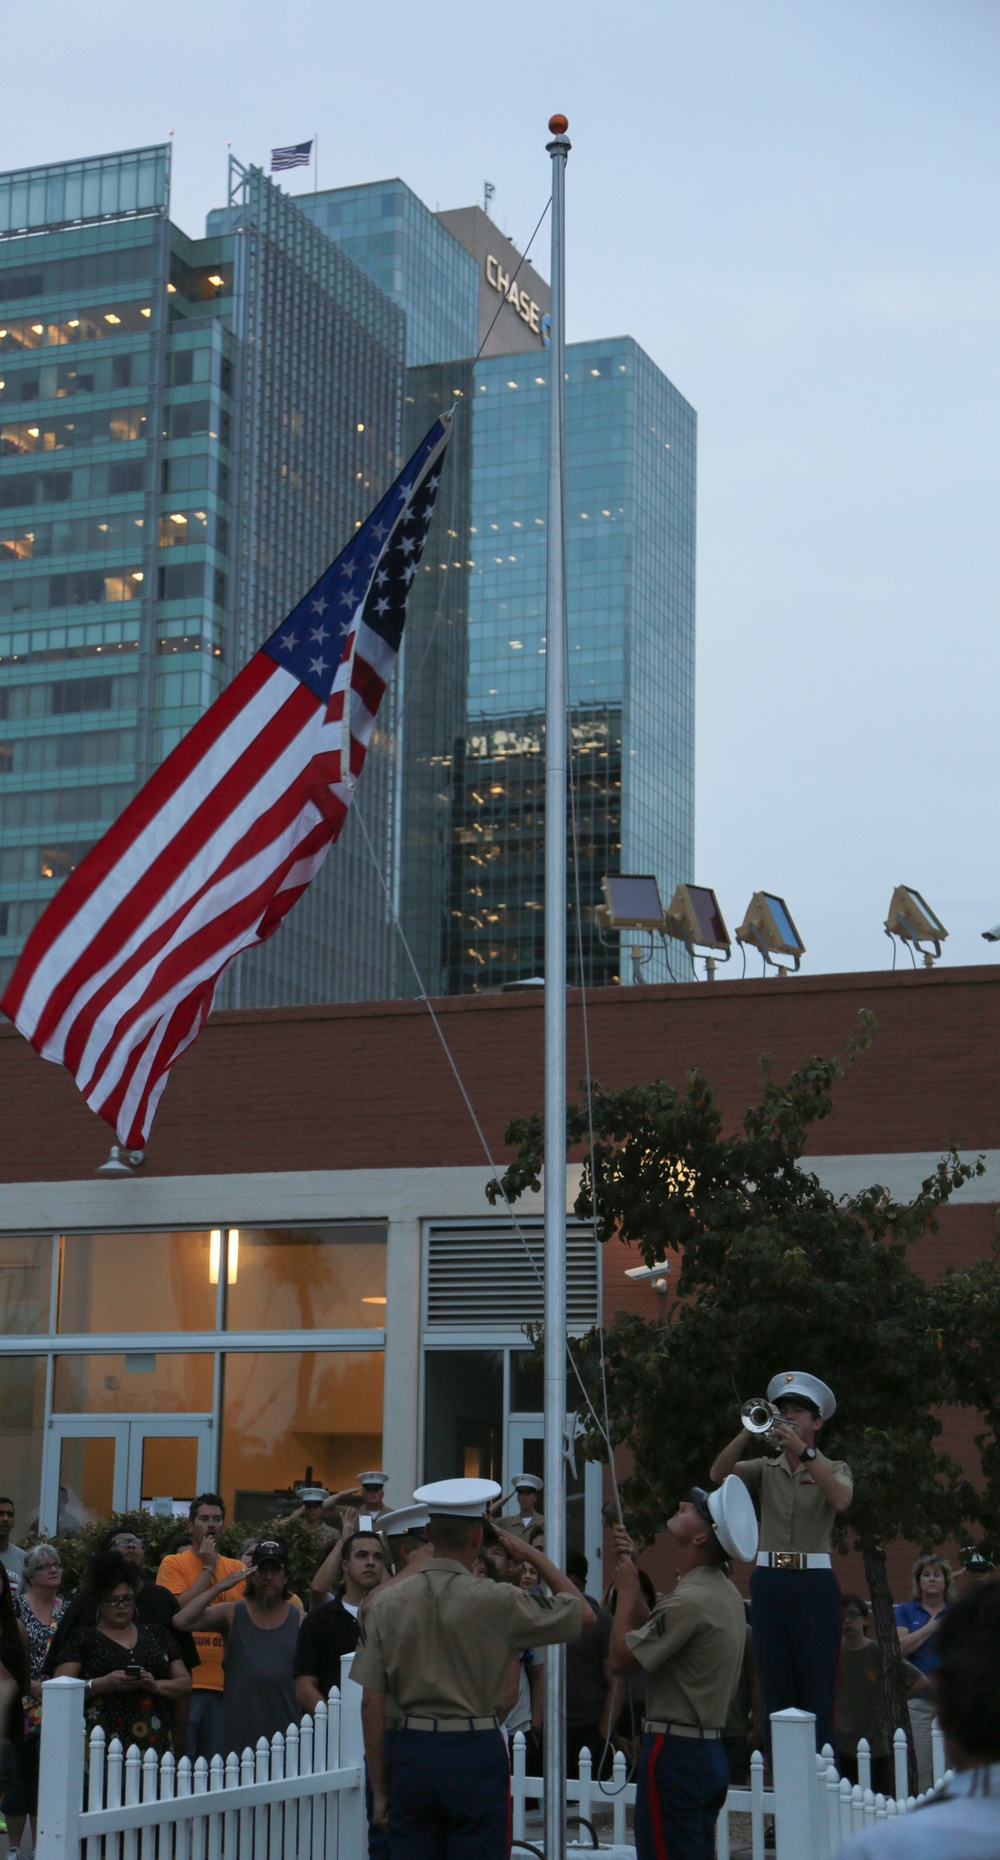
<box><xmin>0</xmin><ymin>1479</ymin><xmax>995</xmax><ymax>1858</ymax></box>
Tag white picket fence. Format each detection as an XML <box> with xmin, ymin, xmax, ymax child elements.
<box><xmin>512</xmin><ymin>1708</ymin><xmax>949</xmax><ymax>1860</ymax></box>
<box><xmin>36</xmin><ymin>1658</ymin><xmax>365</xmax><ymax>1860</ymax></box>
<box><xmin>36</xmin><ymin>1665</ymin><xmax>949</xmax><ymax>1860</ymax></box>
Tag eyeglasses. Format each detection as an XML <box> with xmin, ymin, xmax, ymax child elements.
<box><xmin>103</xmin><ymin>1593</ymin><xmax>135</xmax><ymax>1608</ymax></box>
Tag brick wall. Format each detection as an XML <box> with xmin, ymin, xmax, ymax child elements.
<box><xmin>3</xmin><ymin>960</ymin><xmax>998</xmax><ymax>1606</ymax></box>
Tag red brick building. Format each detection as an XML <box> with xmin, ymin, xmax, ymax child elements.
<box><xmin>1</xmin><ymin>962</ymin><xmax>996</xmax><ymax>1601</ymax></box>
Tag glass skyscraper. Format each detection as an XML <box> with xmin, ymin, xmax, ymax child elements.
<box><xmin>0</xmin><ymin>146</ymin><xmax>404</xmax><ymax>1005</ymax></box>
<box><xmin>0</xmin><ymin>152</ymin><xmax>694</xmax><ymax>1008</ymax></box>
<box><xmin>305</xmin><ymin>179</ymin><xmax>696</xmax><ymax>994</ymax></box>
<box><xmin>427</xmin><ymin>339</ymin><xmax>695</xmax><ymax>993</ymax></box>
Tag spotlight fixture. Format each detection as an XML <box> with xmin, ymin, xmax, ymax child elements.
<box><xmin>885</xmin><ymin>886</ymin><xmax>948</xmax><ymax>968</ymax></box>
<box><xmin>95</xmin><ymin>1145</ymin><xmax>146</xmax><ymax>1176</ymax></box>
<box><xmin>593</xmin><ymin>874</ymin><xmax>667</xmax><ymax>984</ymax></box>
<box><xmin>665</xmin><ymin>883</ymin><xmax>731</xmax><ymax>980</ymax></box>
<box><xmin>735</xmin><ymin>892</ymin><xmax>805</xmax><ymax>977</ymax></box>
<box><xmin>982</xmin><ymin>923</ymin><xmax>1000</xmax><ymax>944</ymax></box>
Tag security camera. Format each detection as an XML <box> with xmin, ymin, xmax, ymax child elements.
<box><xmin>983</xmin><ymin>924</ymin><xmax>1000</xmax><ymax>943</ymax></box>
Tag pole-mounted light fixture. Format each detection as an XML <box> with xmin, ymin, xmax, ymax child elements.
<box><xmin>885</xmin><ymin>886</ymin><xmax>948</xmax><ymax>968</ymax></box>
<box><xmin>593</xmin><ymin>874</ymin><xmax>667</xmax><ymax>983</ymax></box>
<box><xmin>736</xmin><ymin>892</ymin><xmax>806</xmax><ymax>977</ymax></box>
<box><xmin>665</xmin><ymin>883</ymin><xmax>731</xmax><ymax>980</ymax></box>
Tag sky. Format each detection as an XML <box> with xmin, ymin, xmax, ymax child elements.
<box><xmin>4</xmin><ymin>0</ymin><xmax>999</xmax><ymax>977</ymax></box>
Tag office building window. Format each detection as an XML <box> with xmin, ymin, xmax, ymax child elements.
<box><xmin>57</xmin><ymin>1230</ymin><xmax>216</xmax><ymax>1333</ymax></box>
<box><xmin>224</xmin><ymin>1225</ymin><xmax>387</xmax><ymax>1331</ymax></box>
<box><xmin>220</xmin><ymin>1350</ymin><xmax>384</xmax><ymax>1525</ymax></box>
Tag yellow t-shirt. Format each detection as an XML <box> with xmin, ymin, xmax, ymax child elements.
<box><xmin>156</xmin><ymin>1548</ymin><xmax>246</xmax><ymax>1691</ymax></box>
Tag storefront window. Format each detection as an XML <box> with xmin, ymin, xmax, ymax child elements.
<box><xmin>0</xmin><ymin>1356</ymin><xmax>45</xmax><ymax>1528</ymax></box>
<box><xmin>0</xmin><ymin>1235</ymin><xmax>52</xmax><ymax>1334</ymax></box>
<box><xmin>423</xmin><ymin>1350</ymin><xmax>504</xmax><ymax>1484</ymax></box>
<box><xmin>57</xmin><ymin>1230</ymin><xmax>216</xmax><ymax>1332</ymax></box>
<box><xmin>53</xmin><ymin>1352</ymin><xmax>214</xmax><ymax>1413</ymax></box>
<box><xmin>220</xmin><ymin>1350</ymin><xmax>384</xmax><ymax>1526</ymax></box>
<box><xmin>224</xmin><ymin>1226</ymin><xmax>387</xmax><ymax>1332</ymax></box>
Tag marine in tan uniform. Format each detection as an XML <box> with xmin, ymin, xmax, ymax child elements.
<box><xmin>501</xmin><ymin>1473</ymin><xmax>545</xmax><ymax>1546</ymax></box>
<box><xmin>350</xmin><ymin>1475</ymin><xmax>590</xmax><ymax>1860</ymax></box>
<box><xmin>709</xmin><ymin>1370</ymin><xmax>852</xmax><ymax>1755</ymax></box>
<box><xmin>609</xmin><ymin>1478</ymin><xmax>758</xmax><ymax>1860</ymax></box>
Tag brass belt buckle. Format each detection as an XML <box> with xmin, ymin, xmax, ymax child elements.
<box><xmin>775</xmin><ymin>1551</ymin><xmax>798</xmax><ymax>1570</ymax></box>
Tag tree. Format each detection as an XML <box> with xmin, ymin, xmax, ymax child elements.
<box><xmin>488</xmin><ymin>1016</ymin><xmax>986</xmax><ymax>1783</ymax></box>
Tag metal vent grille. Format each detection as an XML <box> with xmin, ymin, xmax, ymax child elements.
<box><xmin>425</xmin><ymin>1221</ymin><xmax>599</xmax><ymax>1330</ymax></box>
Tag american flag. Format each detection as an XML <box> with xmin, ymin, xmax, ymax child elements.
<box><xmin>1</xmin><ymin>416</ymin><xmax>451</xmax><ymax>1149</ymax></box>
<box><xmin>271</xmin><ymin>141</ymin><xmax>313</xmax><ymax>172</ymax></box>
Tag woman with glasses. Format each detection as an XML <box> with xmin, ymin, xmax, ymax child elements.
<box><xmin>52</xmin><ymin>1549</ymin><xmax>190</xmax><ymax>1757</ymax></box>
<box><xmin>2</xmin><ymin>1544</ymin><xmax>64</xmax><ymax>1860</ymax></box>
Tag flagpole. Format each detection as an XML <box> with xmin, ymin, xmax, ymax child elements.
<box><xmin>543</xmin><ymin>109</ymin><xmax>570</xmax><ymax>1860</ymax></box>
<box><xmin>314</xmin><ymin>132</ymin><xmax>319</xmax><ymax>193</ymax></box>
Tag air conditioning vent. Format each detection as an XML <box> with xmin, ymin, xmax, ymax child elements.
<box><xmin>425</xmin><ymin>1220</ymin><xmax>599</xmax><ymax>1330</ymax></box>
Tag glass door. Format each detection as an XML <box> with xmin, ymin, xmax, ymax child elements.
<box><xmin>506</xmin><ymin>1413</ymin><xmax>604</xmax><ymax>1589</ymax></box>
<box><xmin>41</xmin><ymin>1415</ymin><xmax>213</xmax><ymax>1532</ymax></box>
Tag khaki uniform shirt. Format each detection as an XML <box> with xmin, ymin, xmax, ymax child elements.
<box><xmin>501</xmin><ymin>1512</ymin><xmax>545</xmax><ymax>1546</ymax></box>
<box><xmin>350</xmin><ymin>1556</ymin><xmax>583</xmax><ymax>1718</ymax></box>
<box><xmin>736</xmin><ymin>1452</ymin><xmax>852</xmax><ymax>1552</ymax></box>
<box><xmin>625</xmin><ymin>1565</ymin><xmax>746</xmax><ymax>1730</ymax></box>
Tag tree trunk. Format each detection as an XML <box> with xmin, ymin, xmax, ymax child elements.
<box><xmin>857</xmin><ymin>1508</ymin><xmax>917</xmax><ymax>1796</ymax></box>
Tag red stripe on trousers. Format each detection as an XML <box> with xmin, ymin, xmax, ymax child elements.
<box><xmin>645</xmin><ymin>1734</ymin><xmax>670</xmax><ymax>1860</ymax></box>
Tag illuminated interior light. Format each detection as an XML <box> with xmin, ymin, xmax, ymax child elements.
<box><xmin>207</xmin><ymin>274</ymin><xmax>224</xmax><ymax>287</ymax></box>
<box><xmin>104</xmin><ymin>314</ymin><xmax>121</xmax><ymax>325</ymax></box>
<box><xmin>140</xmin><ymin>307</ymin><xmax>151</xmax><ymax>317</ymax></box>
<box><xmin>32</xmin><ymin>324</ymin><xmax>43</xmax><ymax>334</ymax></box>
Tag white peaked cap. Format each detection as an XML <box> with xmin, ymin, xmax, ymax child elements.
<box><xmin>298</xmin><ymin>1487</ymin><xmax>329</xmax><ymax>1502</ymax></box>
<box><xmin>766</xmin><ymin>1371</ymin><xmax>836</xmax><ymax>1420</ymax></box>
<box><xmin>379</xmin><ymin>1504</ymin><xmax>431</xmax><ymax>1537</ymax></box>
<box><xmin>514</xmin><ymin>1474</ymin><xmax>543</xmax><ymax>1492</ymax></box>
<box><xmin>358</xmin><ymin>1470</ymin><xmax>389</xmax><ymax>1486</ymax></box>
<box><xmin>413</xmin><ymin>1477</ymin><xmax>502</xmax><ymax>1519</ymax></box>
<box><xmin>706</xmin><ymin>1477</ymin><xmax>759</xmax><ymax>1563</ymax></box>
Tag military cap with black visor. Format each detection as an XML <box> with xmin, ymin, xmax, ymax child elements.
<box><xmin>349</xmin><ymin>1477</ymin><xmax>591</xmax><ymax>1860</ymax></box>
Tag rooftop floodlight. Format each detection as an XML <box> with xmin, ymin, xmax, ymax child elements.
<box><xmin>983</xmin><ymin>923</ymin><xmax>1000</xmax><ymax>944</ymax></box>
<box><xmin>593</xmin><ymin>874</ymin><xmax>667</xmax><ymax>984</ymax></box>
<box><xmin>885</xmin><ymin>885</ymin><xmax>948</xmax><ymax>968</ymax></box>
<box><xmin>665</xmin><ymin>883</ymin><xmax>731</xmax><ymax>981</ymax></box>
<box><xmin>735</xmin><ymin>891</ymin><xmax>805</xmax><ymax>978</ymax></box>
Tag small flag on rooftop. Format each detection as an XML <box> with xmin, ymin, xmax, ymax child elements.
<box><xmin>1</xmin><ymin>417</ymin><xmax>451</xmax><ymax>1149</ymax></box>
<box><xmin>271</xmin><ymin>141</ymin><xmax>313</xmax><ymax>172</ymax></box>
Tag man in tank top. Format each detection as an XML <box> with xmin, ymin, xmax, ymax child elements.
<box><xmin>171</xmin><ymin>1539</ymin><xmax>301</xmax><ymax>1761</ymax></box>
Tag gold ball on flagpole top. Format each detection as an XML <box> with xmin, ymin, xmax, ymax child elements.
<box><xmin>548</xmin><ymin>114</ymin><xmax>569</xmax><ymax>135</ymax></box>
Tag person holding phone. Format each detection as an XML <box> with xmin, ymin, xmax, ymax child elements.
<box><xmin>52</xmin><ymin>1550</ymin><xmax>190</xmax><ymax>1757</ymax></box>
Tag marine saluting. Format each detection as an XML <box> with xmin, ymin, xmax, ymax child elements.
<box><xmin>349</xmin><ymin>1476</ymin><xmax>591</xmax><ymax>1857</ymax></box>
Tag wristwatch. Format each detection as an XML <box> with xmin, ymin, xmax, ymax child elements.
<box><xmin>801</xmin><ymin>1446</ymin><xmax>817</xmax><ymax>1462</ymax></box>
